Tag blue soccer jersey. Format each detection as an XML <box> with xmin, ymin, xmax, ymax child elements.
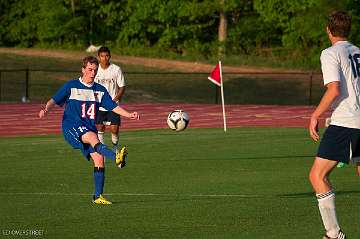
<box><xmin>52</xmin><ymin>78</ymin><xmax>117</xmax><ymax>132</ymax></box>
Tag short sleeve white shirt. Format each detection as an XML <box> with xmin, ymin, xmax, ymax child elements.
<box><xmin>320</xmin><ymin>41</ymin><xmax>360</xmax><ymax>128</ymax></box>
<box><xmin>95</xmin><ymin>63</ymin><xmax>125</xmax><ymax>111</ymax></box>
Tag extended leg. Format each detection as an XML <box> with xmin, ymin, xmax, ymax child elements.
<box><xmin>82</xmin><ymin>131</ymin><xmax>127</xmax><ymax>167</ymax></box>
<box><xmin>81</xmin><ymin>131</ymin><xmax>116</xmax><ymax>160</ymax></box>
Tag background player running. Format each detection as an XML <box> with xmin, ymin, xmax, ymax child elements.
<box><xmin>95</xmin><ymin>46</ymin><xmax>126</xmax><ymax>152</ymax></box>
<box><xmin>38</xmin><ymin>56</ymin><xmax>139</xmax><ymax>205</ymax></box>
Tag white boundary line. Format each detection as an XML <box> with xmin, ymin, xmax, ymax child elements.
<box><xmin>0</xmin><ymin>192</ymin><xmax>263</xmax><ymax>198</ymax></box>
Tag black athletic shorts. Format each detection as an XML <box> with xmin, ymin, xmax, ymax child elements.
<box><xmin>95</xmin><ymin>110</ymin><xmax>121</xmax><ymax>126</ymax></box>
<box><xmin>317</xmin><ymin>125</ymin><xmax>360</xmax><ymax>164</ymax></box>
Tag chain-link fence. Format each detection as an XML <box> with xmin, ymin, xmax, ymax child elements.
<box><xmin>0</xmin><ymin>69</ymin><xmax>324</xmax><ymax>105</ymax></box>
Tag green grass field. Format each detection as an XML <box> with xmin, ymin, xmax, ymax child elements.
<box><xmin>1</xmin><ymin>128</ymin><xmax>359</xmax><ymax>238</ymax></box>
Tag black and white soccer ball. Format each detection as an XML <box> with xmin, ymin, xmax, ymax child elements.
<box><xmin>167</xmin><ymin>110</ymin><xmax>190</xmax><ymax>132</ymax></box>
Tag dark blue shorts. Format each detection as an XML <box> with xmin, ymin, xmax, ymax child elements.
<box><xmin>95</xmin><ymin>110</ymin><xmax>121</xmax><ymax>126</ymax></box>
<box><xmin>317</xmin><ymin>125</ymin><xmax>360</xmax><ymax>164</ymax></box>
<box><xmin>63</xmin><ymin>125</ymin><xmax>95</xmax><ymax>160</ymax></box>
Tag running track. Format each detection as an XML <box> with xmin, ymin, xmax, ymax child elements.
<box><xmin>0</xmin><ymin>103</ymin><xmax>329</xmax><ymax>137</ymax></box>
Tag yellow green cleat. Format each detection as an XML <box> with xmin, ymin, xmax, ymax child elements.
<box><xmin>93</xmin><ymin>195</ymin><xmax>112</xmax><ymax>205</ymax></box>
<box><xmin>116</xmin><ymin>146</ymin><xmax>128</xmax><ymax>168</ymax></box>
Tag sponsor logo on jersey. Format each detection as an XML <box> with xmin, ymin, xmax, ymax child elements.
<box><xmin>69</xmin><ymin>88</ymin><xmax>104</xmax><ymax>102</ymax></box>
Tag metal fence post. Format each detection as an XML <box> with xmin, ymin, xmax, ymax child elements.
<box><xmin>25</xmin><ymin>68</ymin><xmax>29</xmax><ymax>102</ymax></box>
<box><xmin>0</xmin><ymin>70</ymin><xmax>2</xmax><ymax>101</ymax></box>
<box><xmin>215</xmin><ymin>85</ymin><xmax>219</xmax><ymax>104</ymax></box>
<box><xmin>309</xmin><ymin>71</ymin><xmax>313</xmax><ymax>105</ymax></box>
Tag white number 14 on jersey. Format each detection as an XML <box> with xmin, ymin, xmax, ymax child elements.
<box><xmin>81</xmin><ymin>103</ymin><xmax>95</xmax><ymax>119</ymax></box>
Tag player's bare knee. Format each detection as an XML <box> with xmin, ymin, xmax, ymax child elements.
<box><xmin>82</xmin><ymin>131</ymin><xmax>100</xmax><ymax>146</ymax></box>
<box><xmin>96</xmin><ymin>124</ymin><xmax>105</xmax><ymax>132</ymax></box>
<box><xmin>309</xmin><ymin>170</ymin><xmax>318</xmax><ymax>185</ymax></box>
<box><xmin>309</xmin><ymin>168</ymin><xmax>324</xmax><ymax>186</ymax></box>
<box><xmin>110</xmin><ymin>125</ymin><xmax>119</xmax><ymax>134</ymax></box>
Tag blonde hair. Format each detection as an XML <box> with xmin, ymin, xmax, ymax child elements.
<box><xmin>82</xmin><ymin>56</ymin><xmax>99</xmax><ymax>69</ymax></box>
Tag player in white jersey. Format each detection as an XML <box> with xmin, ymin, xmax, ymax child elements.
<box><xmin>308</xmin><ymin>11</ymin><xmax>360</xmax><ymax>239</ymax></box>
<box><xmin>94</xmin><ymin>47</ymin><xmax>126</xmax><ymax>152</ymax></box>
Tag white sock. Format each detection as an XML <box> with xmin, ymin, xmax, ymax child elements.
<box><xmin>316</xmin><ymin>191</ymin><xmax>340</xmax><ymax>238</ymax></box>
<box><xmin>98</xmin><ymin>131</ymin><xmax>105</xmax><ymax>144</ymax></box>
<box><xmin>111</xmin><ymin>133</ymin><xmax>119</xmax><ymax>151</ymax></box>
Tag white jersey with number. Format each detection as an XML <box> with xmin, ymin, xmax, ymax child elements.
<box><xmin>321</xmin><ymin>41</ymin><xmax>360</xmax><ymax>128</ymax></box>
<box><xmin>95</xmin><ymin>63</ymin><xmax>125</xmax><ymax>111</ymax></box>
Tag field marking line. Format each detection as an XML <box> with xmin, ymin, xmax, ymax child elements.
<box><xmin>2</xmin><ymin>192</ymin><xmax>338</xmax><ymax>198</ymax></box>
<box><xmin>1</xmin><ymin>192</ymin><xmax>264</xmax><ymax>198</ymax></box>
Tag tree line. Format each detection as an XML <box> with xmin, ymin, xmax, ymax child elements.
<box><xmin>0</xmin><ymin>0</ymin><xmax>359</xmax><ymax>68</ymax></box>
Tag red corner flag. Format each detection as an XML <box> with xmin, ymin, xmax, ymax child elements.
<box><xmin>207</xmin><ymin>61</ymin><xmax>227</xmax><ymax>132</ymax></box>
<box><xmin>208</xmin><ymin>64</ymin><xmax>221</xmax><ymax>87</ymax></box>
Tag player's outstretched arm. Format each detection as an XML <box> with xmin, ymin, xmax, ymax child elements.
<box><xmin>112</xmin><ymin>106</ymin><xmax>140</xmax><ymax>120</ymax></box>
<box><xmin>38</xmin><ymin>99</ymin><xmax>56</xmax><ymax>118</ymax></box>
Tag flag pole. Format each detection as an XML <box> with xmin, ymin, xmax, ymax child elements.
<box><xmin>219</xmin><ymin>61</ymin><xmax>227</xmax><ymax>132</ymax></box>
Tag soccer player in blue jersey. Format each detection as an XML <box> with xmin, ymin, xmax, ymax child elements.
<box><xmin>38</xmin><ymin>56</ymin><xmax>140</xmax><ymax>205</ymax></box>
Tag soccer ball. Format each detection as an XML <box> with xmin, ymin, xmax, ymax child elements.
<box><xmin>167</xmin><ymin>110</ymin><xmax>190</xmax><ymax>132</ymax></box>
